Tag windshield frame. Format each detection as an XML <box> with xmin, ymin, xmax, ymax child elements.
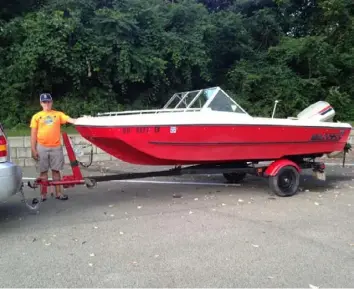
<box><xmin>163</xmin><ymin>86</ymin><xmax>249</xmax><ymax>115</ymax></box>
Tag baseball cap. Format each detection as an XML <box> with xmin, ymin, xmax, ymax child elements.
<box><xmin>40</xmin><ymin>93</ymin><xmax>52</xmax><ymax>102</ymax></box>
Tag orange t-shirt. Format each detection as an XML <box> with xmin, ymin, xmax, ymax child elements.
<box><xmin>30</xmin><ymin>110</ymin><xmax>70</xmax><ymax>147</ymax></box>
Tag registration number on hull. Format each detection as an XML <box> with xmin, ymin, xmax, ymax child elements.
<box><xmin>310</xmin><ymin>131</ymin><xmax>345</xmax><ymax>142</ymax></box>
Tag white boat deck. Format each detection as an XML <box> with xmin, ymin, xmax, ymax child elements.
<box><xmin>75</xmin><ymin>86</ymin><xmax>352</xmax><ymax>129</ymax></box>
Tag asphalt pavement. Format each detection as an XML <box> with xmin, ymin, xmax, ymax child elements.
<box><xmin>0</xmin><ymin>162</ymin><xmax>353</xmax><ymax>287</ymax></box>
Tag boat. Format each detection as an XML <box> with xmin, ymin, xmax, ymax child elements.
<box><xmin>22</xmin><ymin>86</ymin><xmax>351</xmax><ymax>200</ymax></box>
<box><xmin>74</xmin><ymin>87</ymin><xmax>352</xmax><ymax>166</ymax></box>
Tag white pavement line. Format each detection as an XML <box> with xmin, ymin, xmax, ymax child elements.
<box><xmin>23</xmin><ymin>177</ymin><xmax>48</xmax><ymax>181</ymax></box>
<box><xmin>323</xmin><ymin>162</ymin><xmax>354</xmax><ymax>166</ymax></box>
<box><xmin>22</xmin><ymin>177</ymin><xmax>239</xmax><ymax>187</ymax></box>
<box><xmin>111</xmin><ymin>179</ymin><xmax>240</xmax><ymax>186</ymax></box>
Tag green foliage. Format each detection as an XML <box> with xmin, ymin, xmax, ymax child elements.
<box><xmin>0</xmin><ymin>0</ymin><xmax>353</xmax><ymax>127</ymax></box>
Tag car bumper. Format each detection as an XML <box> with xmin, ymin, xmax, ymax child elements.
<box><xmin>0</xmin><ymin>162</ymin><xmax>23</xmax><ymax>201</ymax></box>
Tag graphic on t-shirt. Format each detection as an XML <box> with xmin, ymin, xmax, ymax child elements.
<box><xmin>44</xmin><ymin>115</ymin><xmax>54</xmax><ymax>126</ymax></box>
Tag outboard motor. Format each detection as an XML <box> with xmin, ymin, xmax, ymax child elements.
<box><xmin>296</xmin><ymin>101</ymin><xmax>335</xmax><ymax>122</ymax></box>
<box><xmin>296</xmin><ymin>101</ymin><xmax>350</xmax><ymax>160</ymax></box>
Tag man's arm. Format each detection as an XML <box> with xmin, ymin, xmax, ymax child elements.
<box><xmin>66</xmin><ymin>117</ymin><xmax>77</xmax><ymax>124</ymax></box>
<box><xmin>60</xmin><ymin>112</ymin><xmax>77</xmax><ymax>125</ymax></box>
<box><xmin>29</xmin><ymin>115</ymin><xmax>39</xmax><ymax>160</ymax></box>
<box><xmin>31</xmin><ymin>128</ymin><xmax>37</xmax><ymax>150</ymax></box>
<box><xmin>30</xmin><ymin>128</ymin><xmax>39</xmax><ymax>160</ymax></box>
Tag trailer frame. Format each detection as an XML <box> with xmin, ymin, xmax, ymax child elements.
<box><xmin>24</xmin><ymin>133</ymin><xmax>327</xmax><ymax>209</ymax></box>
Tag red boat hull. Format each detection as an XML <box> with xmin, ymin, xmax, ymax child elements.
<box><xmin>75</xmin><ymin>124</ymin><xmax>351</xmax><ymax>165</ymax></box>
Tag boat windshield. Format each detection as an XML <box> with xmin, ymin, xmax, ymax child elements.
<box><xmin>163</xmin><ymin>86</ymin><xmax>247</xmax><ymax>114</ymax></box>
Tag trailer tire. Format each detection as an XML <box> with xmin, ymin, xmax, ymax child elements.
<box><xmin>268</xmin><ymin>165</ymin><xmax>300</xmax><ymax>197</ymax></box>
<box><xmin>223</xmin><ymin>172</ymin><xmax>247</xmax><ymax>183</ymax></box>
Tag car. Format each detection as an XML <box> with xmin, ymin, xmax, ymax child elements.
<box><xmin>0</xmin><ymin>123</ymin><xmax>23</xmax><ymax>202</ymax></box>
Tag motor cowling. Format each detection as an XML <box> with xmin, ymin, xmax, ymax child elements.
<box><xmin>296</xmin><ymin>101</ymin><xmax>335</xmax><ymax>122</ymax></box>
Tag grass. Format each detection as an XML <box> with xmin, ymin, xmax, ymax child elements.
<box><xmin>4</xmin><ymin>126</ymin><xmax>78</xmax><ymax>137</ymax></box>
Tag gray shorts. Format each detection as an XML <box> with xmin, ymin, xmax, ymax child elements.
<box><xmin>37</xmin><ymin>144</ymin><xmax>64</xmax><ymax>172</ymax></box>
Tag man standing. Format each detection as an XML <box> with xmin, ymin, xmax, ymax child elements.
<box><xmin>30</xmin><ymin>93</ymin><xmax>77</xmax><ymax>201</ymax></box>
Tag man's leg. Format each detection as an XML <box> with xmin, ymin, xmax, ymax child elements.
<box><xmin>37</xmin><ymin>144</ymin><xmax>50</xmax><ymax>201</ymax></box>
<box><xmin>50</xmin><ymin>146</ymin><xmax>68</xmax><ymax>200</ymax></box>
<box><xmin>39</xmin><ymin>171</ymin><xmax>49</xmax><ymax>200</ymax></box>
<box><xmin>52</xmin><ymin>170</ymin><xmax>64</xmax><ymax>197</ymax></box>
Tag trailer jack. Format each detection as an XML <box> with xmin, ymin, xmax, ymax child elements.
<box><xmin>24</xmin><ymin>133</ymin><xmax>87</xmax><ymax>208</ymax></box>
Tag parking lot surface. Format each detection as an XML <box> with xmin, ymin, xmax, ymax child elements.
<box><xmin>0</xmin><ymin>163</ymin><xmax>353</xmax><ymax>287</ymax></box>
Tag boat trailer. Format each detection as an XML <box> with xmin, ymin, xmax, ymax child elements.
<box><xmin>22</xmin><ymin>133</ymin><xmax>328</xmax><ymax>210</ymax></box>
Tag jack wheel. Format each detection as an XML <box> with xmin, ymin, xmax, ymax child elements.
<box><xmin>32</xmin><ymin>198</ymin><xmax>39</xmax><ymax>205</ymax></box>
<box><xmin>269</xmin><ymin>166</ymin><xmax>300</xmax><ymax>197</ymax></box>
<box><xmin>223</xmin><ymin>172</ymin><xmax>247</xmax><ymax>183</ymax></box>
<box><xmin>85</xmin><ymin>178</ymin><xmax>97</xmax><ymax>189</ymax></box>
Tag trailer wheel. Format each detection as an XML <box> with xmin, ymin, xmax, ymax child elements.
<box><xmin>223</xmin><ymin>172</ymin><xmax>247</xmax><ymax>183</ymax></box>
<box><xmin>268</xmin><ymin>166</ymin><xmax>300</xmax><ymax>197</ymax></box>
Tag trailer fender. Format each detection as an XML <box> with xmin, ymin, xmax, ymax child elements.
<box><xmin>264</xmin><ymin>159</ymin><xmax>301</xmax><ymax>177</ymax></box>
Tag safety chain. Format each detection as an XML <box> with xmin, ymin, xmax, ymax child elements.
<box><xmin>19</xmin><ymin>182</ymin><xmax>41</xmax><ymax>212</ymax></box>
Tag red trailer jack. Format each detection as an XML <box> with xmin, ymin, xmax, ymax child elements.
<box><xmin>27</xmin><ymin>133</ymin><xmax>86</xmax><ymax>193</ymax></box>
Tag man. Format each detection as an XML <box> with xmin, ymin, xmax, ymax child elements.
<box><xmin>30</xmin><ymin>93</ymin><xmax>77</xmax><ymax>201</ymax></box>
